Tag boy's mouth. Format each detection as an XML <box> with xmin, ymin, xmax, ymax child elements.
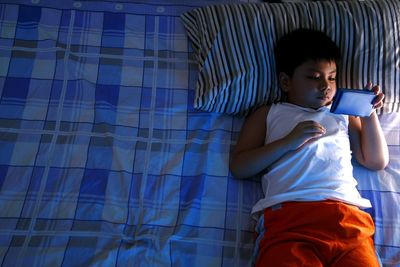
<box><xmin>317</xmin><ymin>95</ymin><xmax>331</xmax><ymax>101</ymax></box>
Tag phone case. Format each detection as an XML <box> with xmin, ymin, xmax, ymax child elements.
<box><xmin>330</xmin><ymin>88</ymin><xmax>376</xmax><ymax>117</ymax></box>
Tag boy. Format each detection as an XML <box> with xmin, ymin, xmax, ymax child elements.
<box><xmin>229</xmin><ymin>29</ymin><xmax>389</xmax><ymax>266</ymax></box>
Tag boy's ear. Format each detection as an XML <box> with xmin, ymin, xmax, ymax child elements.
<box><xmin>279</xmin><ymin>72</ymin><xmax>291</xmax><ymax>92</ymax></box>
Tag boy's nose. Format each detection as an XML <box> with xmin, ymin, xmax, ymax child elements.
<box><xmin>319</xmin><ymin>79</ymin><xmax>331</xmax><ymax>91</ymax></box>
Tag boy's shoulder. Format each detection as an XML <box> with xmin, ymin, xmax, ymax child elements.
<box><xmin>244</xmin><ymin>105</ymin><xmax>270</xmax><ymax>127</ymax></box>
<box><xmin>249</xmin><ymin>104</ymin><xmax>270</xmax><ymax>119</ymax></box>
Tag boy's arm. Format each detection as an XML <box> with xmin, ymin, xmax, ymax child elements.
<box><xmin>230</xmin><ymin>106</ymin><xmax>326</xmax><ymax>179</ymax></box>
<box><xmin>348</xmin><ymin>85</ymin><xmax>389</xmax><ymax>170</ymax></box>
<box><xmin>229</xmin><ymin>106</ymin><xmax>289</xmax><ymax>179</ymax></box>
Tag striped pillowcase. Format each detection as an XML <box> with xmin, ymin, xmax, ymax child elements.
<box><xmin>181</xmin><ymin>0</ymin><xmax>400</xmax><ymax>116</ymax></box>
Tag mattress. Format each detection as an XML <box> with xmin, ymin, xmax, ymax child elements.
<box><xmin>0</xmin><ymin>0</ymin><xmax>399</xmax><ymax>266</ymax></box>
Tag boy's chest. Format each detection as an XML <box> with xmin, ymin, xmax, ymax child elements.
<box><xmin>266</xmin><ymin>106</ymin><xmax>348</xmax><ymax>143</ymax></box>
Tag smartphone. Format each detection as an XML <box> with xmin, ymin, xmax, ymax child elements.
<box><xmin>330</xmin><ymin>88</ymin><xmax>377</xmax><ymax>117</ymax></box>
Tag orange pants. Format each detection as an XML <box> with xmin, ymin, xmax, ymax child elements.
<box><xmin>256</xmin><ymin>200</ymin><xmax>380</xmax><ymax>267</ymax></box>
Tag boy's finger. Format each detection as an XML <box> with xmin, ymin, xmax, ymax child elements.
<box><xmin>372</xmin><ymin>93</ymin><xmax>384</xmax><ymax>103</ymax></box>
<box><xmin>372</xmin><ymin>85</ymin><xmax>381</xmax><ymax>94</ymax></box>
<box><xmin>364</xmin><ymin>81</ymin><xmax>373</xmax><ymax>89</ymax></box>
<box><xmin>372</xmin><ymin>94</ymin><xmax>384</xmax><ymax>109</ymax></box>
<box><xmin>374</xmin><ymin>93</ymin><xmax>384</xmax><ymax>103</ymax></box>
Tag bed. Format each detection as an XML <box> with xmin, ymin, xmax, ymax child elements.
<box><xmin>0</xmin><ymin>0</ymin><xmax>399</xmax><ymax>266</ymax></box>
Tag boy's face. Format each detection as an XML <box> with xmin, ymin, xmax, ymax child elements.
<box><xmin>279</xmin><ymin>59</ymin><xmax>337</xmax><ymax>109</ymax></box>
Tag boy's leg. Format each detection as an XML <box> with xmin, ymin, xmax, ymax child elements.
<box><xmin>329</xmin><ymin>202</ymin><xmax>380</xmax><ymax>267</ymax></box>
<box><xmin>330</xmin><ymin>237</ymin><xmax>380</xmax><ymax>267</ymax></box>
<box><xmin>255</xmin><ymin>202</ymin><xmax>329</xmax><ymax>266</ymax></box>
<box><xmin>254</xmin><ymin>201</ymin><xmax>379</xmax><ymax>266</ymax></box>
<box><xmin>256</xmin><ymin>240</ymin><xmax>324</xmax><ymax>267</ymax></box>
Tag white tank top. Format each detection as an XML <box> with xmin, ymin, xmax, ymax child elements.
<box><xmin>251</xmin><ymin>103</ymin><xmax>371</xmax><ymax>218</ymax></box>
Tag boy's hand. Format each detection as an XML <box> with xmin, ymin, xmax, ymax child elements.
<box><xmin>286</xmin><ymin>120</ymin><xmax>326</xmax><ymax>150</ymax></box>
<box><xmin>365</xmin><ymin>82</ymin><xmax>385</xmax><ymax>110</ymax></box>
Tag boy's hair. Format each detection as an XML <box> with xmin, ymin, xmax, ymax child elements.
<box><xmin>275</xmin><ymin>28</ymin><xmax>341</xmax><ymax>77</ymax></box>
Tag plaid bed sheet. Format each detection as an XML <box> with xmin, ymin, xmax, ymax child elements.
<box><xmin>0</xmin><ymin>1</ymin><xmax>262</xmax><ymax>266</ymax></box>
<box><xmin>0</xmin><ymin>0</ymin><xmax>398</xmax><ymax>266</ymax></box>
<box><xmin>355</xmin><ymin>113</ymin><xmax>400</xmax><ymax>267</ymax></box>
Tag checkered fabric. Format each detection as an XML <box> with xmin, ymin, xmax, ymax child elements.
<box><xmin>0</xmin><ymin>0</ymin><xmax>398</xmax><ymax>266</ymax></box>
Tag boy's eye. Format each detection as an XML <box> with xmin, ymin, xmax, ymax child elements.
<box><xmin>307</xmin><ymin>76</ymin><xmax>336</xmax><ymax>81</ymax></box>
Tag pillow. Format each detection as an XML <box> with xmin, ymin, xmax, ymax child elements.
<box><xmin>181</xmin><ymin>0</ymin><xmax>400</xmax><ymax>116</ymax></box>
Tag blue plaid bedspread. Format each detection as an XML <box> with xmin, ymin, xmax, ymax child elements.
<box><xmin>0</xmin><ymin>0</ymin><xmax>398</xmax><ymax>266</ymax></box>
